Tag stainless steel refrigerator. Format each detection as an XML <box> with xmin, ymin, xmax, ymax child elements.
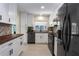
<box><xmin>57</xmin><ymin>3</ymin><xmax>79</xmax><ymax>56</ymax></box>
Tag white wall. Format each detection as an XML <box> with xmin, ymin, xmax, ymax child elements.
<box><xmin>16</xmin><ymin>11</ymin><xmax>21</xmax><ymax>34</ymax></box>
<box><xmin>27</xmin><ymin>14</ymin><xmax>33</xmax><ymax>27</ymax></box>
<box><xmin>33</xmin><ymin>15</ymin><xmax>49</xmax><ymax>31</ymax></box>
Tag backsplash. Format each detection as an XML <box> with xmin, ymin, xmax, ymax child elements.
<box><xmin>0</xmin><ymin>23</ymin><xmax>12</xmax><ymax>36</ymax></box>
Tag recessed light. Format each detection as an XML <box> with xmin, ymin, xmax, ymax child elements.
<box><xmin>41</xmin><ymin>6</ymin><xmax>45</xmax><ymax>9</ymax></box>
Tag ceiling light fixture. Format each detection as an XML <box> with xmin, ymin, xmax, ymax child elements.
<box><xmin>41</xmin><ymin>6</ymin><xmax>45</xmax><ymax>9</ymax></box>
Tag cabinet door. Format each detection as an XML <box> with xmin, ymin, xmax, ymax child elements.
<box><xmin>3</xmin><ymin>4</ymin><xmax>9</xmax><ymax>23</ymax></box>
<box><xmin>35</xmin><ymin>33</ymin><xmax>41</xmax><ymax>43</ymax></box>
<box><xmin>0</xmin><ymin>3</ymin><xmax>9</xmax><ymax>23</ymax></box>
<box><xmin>12</xmin><ymin>36</ymin><xmax>23</xmax><ymax>56</ymax></box>
<box><xmin>0</xmin><ymin>46</ymin><xmax>10</xmax><ymax>56</ymax></box>
<box><xmin>18</xmin><ymin>36</ymin><xmax>24</xmax><ymax>55</ymax></box>
<box><xmin>0</xmin><ymin>3</ymin><xmax>6</xmax><ymax>22</ymax></box>
<box><xmin>41</xmin><ymin>33</ymin><xmax>48</xmax><ymax>43</ymax></box>
<box><xmin>0</xmin><ymin>41</ymin><xmax>13</xmax><ymax>56</ymax></box>
<box><xmin>8</xmin><ymin>4</ymin><xmax>17</xmax><ymax>24</ymax></box>
<box><xmin>35</xmin><ymin>33</ymin><xmax>48</xmax><ymax>43</ymax></box>
<box><xmin>11</xmin><ymin>38</ymin><xmax>20</xmax><ymax>56</ymax></box>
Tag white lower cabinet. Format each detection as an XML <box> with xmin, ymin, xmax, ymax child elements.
<box><xmin>13</xmin><ymin>36</ymin><xmax>24</xmax><ymax>56</ymax></box>
<box><xmin>35</xmin><ymin>33</ymin><xmax>48</xmax><ymax>44</ymax></box>
<box><xmin>0</xmin><ymin>35</ymin><xmax>24</xmax><ymax>56</ymax></box>
<box><xmin>0</xmin><ymin>45</ymin><xmax>12</xmax><ymax>56</ymax></box>
<box><xmin>12</xmin><ymin>38</ymin><xmax>20</xmax><ymax>56</ymax></box>
<box><xmin>0</xmin><ymin>40</ymin><xmax>14</xmax><ymax>56</ymax></box>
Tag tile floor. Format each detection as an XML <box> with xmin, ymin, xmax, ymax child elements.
<box><xmin>21</xmin><ymin>44</ymin><xmax>52</xmax><ymax>56</ymax></box>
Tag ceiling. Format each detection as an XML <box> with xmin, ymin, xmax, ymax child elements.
<box><xmin>18</xmin><ymin>3</ymin><xmax>63</xmax><ymax>15</ymax></box>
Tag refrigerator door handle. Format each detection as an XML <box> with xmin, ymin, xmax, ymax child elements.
<box><xmin>62</xmin><ymin>13</ymin><xmax>71</xmax><ymax>55</ymax></box>
<box><xmin>66</xmin><ymin>14</ymin><xmax>71</xmax><ymax>52</ymax></box>
<box><xmin>62</xmin><ymin>15</ymin><xmax>67</xmax><ymax>50</ymax></box>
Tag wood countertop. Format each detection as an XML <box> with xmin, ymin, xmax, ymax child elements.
<box><xmin>0</xmin><ymin>34</ymin><xmax>24</xmax><ymax>45</ymax></box>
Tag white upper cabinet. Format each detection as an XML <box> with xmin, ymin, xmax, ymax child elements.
<box><xmin>8</xmin><ymin>4</ymin><xmax>17</xmax><ymax>24</ymax></box>
<box><xmin>0</xmin><ymin>3</ymin><xmax>17</xmax><ymax>24</ymax></box>
<box><xmin>0</xmin><ymin>3</ymin><xmax>9</xmax><ymax>23</ymax></box>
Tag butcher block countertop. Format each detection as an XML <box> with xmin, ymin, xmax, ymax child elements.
<box><xmin>0</xmin><ymin>34</ymin><xmax>24</xmax><ymax>45</ymax></box>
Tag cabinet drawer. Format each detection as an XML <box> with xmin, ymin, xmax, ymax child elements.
<box><xmin>0</xmin><ymin>39</ymin><xmax>15</xmax><ymax>49</ymax></box>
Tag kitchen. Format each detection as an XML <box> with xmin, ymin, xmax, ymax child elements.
<box><xmin>0</xmin><ymin>3</ymin><xmax>79</xmax><ymax>56</ymax></box>
<box><xmin>0</xmin><ymin>3</ymin><xmax>61</xmax><ymax>56</ymax></box>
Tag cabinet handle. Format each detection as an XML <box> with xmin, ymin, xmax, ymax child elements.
<box><xmin>20</xmin><ymin>38</ymin><xmax>22</xmax><ymax>39</ymax></box>
<box><xmin>9</xmin><ymin>50</ymin><xmax>11</xmax><ymax>56</ymax></box>
<box><xmin>20</xmin><ymin>41</ymin><xmax>23</xmax><ymax>45</ymax></box>
<box><xmin>9</xmin><ymin>49</ymin><xmax>13</xmax><ymax>56</ymax></box>
<box><xmin>9</xmin><ymin>18</ymin><xmax>10</xmax><ymax>22</ymax></box>
<box><xmin>8</xmin><ymin>43</ymin><xmax>13</xmax><ymax>46</ymax></box>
